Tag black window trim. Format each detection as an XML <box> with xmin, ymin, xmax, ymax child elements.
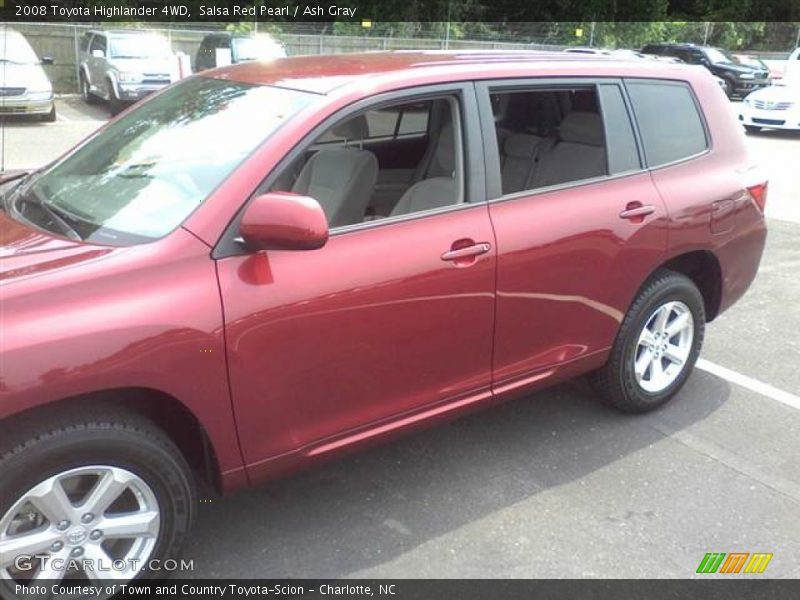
<box><xmin>212</xmin><ymin>81</ymin><xmax>486</xmax><ymax>259</ymax></box>
<box><xmin>622</xmin><ymin>77</ymin><xmax>713</xmax><ymax>171</ymax></box>
<box><xmin>475</xmin><ymin>76</ymin><xmax>649</xmax><ymax>204</ymax></box>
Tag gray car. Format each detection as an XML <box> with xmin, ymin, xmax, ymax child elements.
<box><xmin>78</xmin><ymin>30</ymin><xmax>175</xmax><ymax>115</ymax></box>
<box><xmin>0</xmin><ymin>29</ymin><xmax>55</xmax><ymax>122</ymax></box>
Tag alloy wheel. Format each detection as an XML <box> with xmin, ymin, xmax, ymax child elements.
<box><xmin>0</xmin><ymin>465</ymin><xmax>160</xmax><ymax>584</ymax></box>
<box><xmin>633</xmin><ymin>300</ymin><xmax>694</xmax><ymax>393</ymax></box>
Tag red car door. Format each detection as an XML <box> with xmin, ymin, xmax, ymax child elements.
<box><xmin>476</xmin><ymin>80</ymin><xmax>669</xmax><ymax>396</ymax></box>
<box><xmin>216</xmin><ymin>85</ymin><xmax>496</xmax><ymax>477</ymax></box>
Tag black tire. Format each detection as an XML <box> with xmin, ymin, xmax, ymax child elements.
<box><xmin>40</xmin><ymin>105</ymin><xmax>56</xmax><ymax>123</ymax></box>
<box><xmin>744</xmin><ymin>125</ymin><xmax>761</xmax><ymax>134</ymax></box>
<box><xmin>722</xmin><ymin>77</ymin><xmax>735</xmax><ymax>99</ymax></box>
<box><xmin>80</xmin><ymin>72</ymin><xmax>98</xmax><ymax>105</ymax></box>
<box><xmin>589</xmin><ymin>269</ymin><xmax>705</xmax><ymax>413</ymax></box>
<box><xmin>0</xmin><ymin>405</ymin><xmax>195</xmax><ymax>589</ymax></box>
<box><xmin>107</xmin><ymin>79</ymin><xmax>125</xmax><ymax>116</ymax></box>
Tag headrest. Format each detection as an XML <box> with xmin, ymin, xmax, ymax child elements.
<box><xmin>331</xmin><ymin>114</ymin><xmax>369</xmax><ymax>140</ymax></box>
<box><xmin>504</xmin><ymin>133</ymin><xmax>542</xmax><ymax>159</ymax></box>
<box><xmin>430</xmin><ymin>122</ymin><xmax>456</xmax><ymax>176</ymax></box>
<box><xmin>558</xmin><ymin>111</ymin><xmax>605</xmax><ymax>147</ymax></box>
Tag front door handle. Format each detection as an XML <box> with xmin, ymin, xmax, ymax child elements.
<box><xmin>619</xmin><ymin>202</ymin><xmax>655</xmax><ymax>221</ymax></box>
<box><xmin>441</xmin><ymin>242</ymin><xmax>491</xmax><ymax>262</ymax></box>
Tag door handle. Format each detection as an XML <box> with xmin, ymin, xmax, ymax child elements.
<box><xmin>619</xmin><ymin>203</ymin><xmax>655</xmax><ymax>220</ymax></box>
<box><xmin>441</xmin><ymin>242</ymin><xmax>491</xmax><ymax>262</ymax></box>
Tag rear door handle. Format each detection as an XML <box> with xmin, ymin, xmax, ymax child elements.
<box><xmin>619</xmin><ymin>204</ymin><xmax>655</xmax><ymax>220</ymax></box>
<box><xmin>441</xmin><ymin>242</ymin><xmax>491</xmax><ymax>262</ymax></box>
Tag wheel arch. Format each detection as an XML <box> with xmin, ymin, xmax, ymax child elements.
<box><xmin>0</xmin><ymin>388</ymin><xmax>223</xmax><ymax>495</ymax></box>
<box><xmin>654</xmin><ymin>249</ymin><xmax>723</xmax><ymax>322</ymax></box>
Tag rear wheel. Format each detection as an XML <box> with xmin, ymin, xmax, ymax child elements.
<box><xmin>589</xmin><ymin>269</ymin><xmax>705</xmax><ymax>413</ymax></box>
<box><xmin>0</xmin><ymin>407</ymin><xmax>195</xmax><ymax>590</ymax></box>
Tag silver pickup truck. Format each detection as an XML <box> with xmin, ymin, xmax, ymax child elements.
<box><xmin>78</xmin><ymin>30</ymin><xmax>175</xmax><ymax>114</ymax></box>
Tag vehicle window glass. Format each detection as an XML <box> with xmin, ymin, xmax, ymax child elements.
<box><xmin>597</xmin><ymin>84</ymin><xmax>640</xmax><ymax>174</ymax></box>
<box><xmin>365</xmin><ymin>107</ymin><xmax>400</xmax><ymax>139</ymax></box>
<box><xmin>8</xmin><ymin>78</ymin><xmax>317</xmax><ymax>244</ymax></box>
<box><xmin>109</xmin><ymin>35</ymin><xmax>171</xmax><ymax>59</ymax></box>
<box><xmin>80</xmin><ymin>33</ymin><xmax>92</xmax><ymax>52</ymax></box>
<box><xmin>626</xmin><ymin>80</ymin><xmax>708</xmax><ymax>167</ymax></box>
<box><xmin>397</xmin><ymin>103</ymin><xmax>430</xmax><ymax>135</ymax></box>
<box><xmin>0</xmin><ymin>31</ymin><xmax>39</xmax><ymax>64</ymax></box>
<box><xmin>90</xmin><ymin>35</ymin><xmax>106</xmax><ymax>54</ymax></box>
<box><xmin>488</xmin><ymin>86</ymin><xmax>608</xmax><ymax>195</ymax></box>
<box><xmin>270</xmin><ymin>96</ymin><xmax>462</xmax><ymax>229</ymax></box>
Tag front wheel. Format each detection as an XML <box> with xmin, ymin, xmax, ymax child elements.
<box><xmin>722</xmin><ymin>77</ymin><xmax>735</xmax><ymax>98</ymax></box>
<box><xmin>589</xmin><ymin>269</ymin><xmax>705</xmax><ymax>413</ymax></box>
<box><xmin>0</xmin><ymin>408</ymin><xmax>195</xmax><ymax>590</ymax></box>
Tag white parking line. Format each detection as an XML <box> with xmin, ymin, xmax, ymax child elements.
<box><xmin>56</xmin><ymin>111</ymin><xmax>72</xmax><ymax>122</ymax></box>
<box><xmin>696</xmin><ymin>358</ymin><xmax>800</xmax><ymax>410</ymax></box>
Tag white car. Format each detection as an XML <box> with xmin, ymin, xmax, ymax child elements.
<box><xmin>0</xmin><ymin>29</ymin><xmax>56</xmax><ymax>121</ymax></box>
<box><xmin>740</xmin><ymin>81</ymin><xmax>800</xmax><ymax>132</ymax></box>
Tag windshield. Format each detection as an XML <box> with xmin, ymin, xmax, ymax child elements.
<box><xmin>0</xmin><ymin>32</ymin><xmax>39</xmax><ymax>65</ymax></box>
<box><xmin>705</xmin><ymin>47</ymin><xmax>736</xmax><ymax>65</ymax></box>
<box><xmin>110</xmin><ymin>35</ymin><xmax>172</xmax><ymax>59</ymax></box>
<box><xmin>734</xmin><ymin>56</ymin><xmax>766</xmax><ymax>70</ymax></box>
<box><xmin>5</xmin><ymin>76</ymin><xmax>317</xmax><ymax>244</ymax></box>
<box><xmin>233</xmin><ymin>37</ymin><xmax>285</xmax><ymax>61</ymax></box>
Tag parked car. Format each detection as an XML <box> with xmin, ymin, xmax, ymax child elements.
<box><xmin>785</xmin><ymin>47</ymin><xmax>800</xmax><ymax>83</ymax></box>
<box><xmin>740</xmin><ymin>81</ymin><xmax>800</xmax><ymax>132</ymax></box>
<box><xmin>195</xmin><ymin>33</ymin><xmax>287</xmax><ymax>71</ymax></box>
<box><xmin>734</xmin><ymin>53</ymin><xmax>781</xmax><ymax>81</ymax></box>
<box><xmin>78</xmin><ymin>30</ymin><xmax>176</xmax><ymax>114</ymax></box>
<box><xmin>563</xmin><ymin>47</ymin><xmax>612</xmax><ymax>56</ymax></box>
<box><xmin>0</xmin><ymin>28</ymin><xmax>55</xmax><ymax>122</ymax></box>
<box><xmin>641</xmin><ymin>43</ymin><xmax>770</xmax><ymax>97</ymax></box>
<box><xmin>0</xmin><ymin>52</ymin><xmax>767</xmax><ymax>588</ymax></box>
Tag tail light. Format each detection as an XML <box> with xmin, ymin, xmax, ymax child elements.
<box><xmin>747</xmin><ymin>182</ymin><xmax>768</xmax><ymax>213</ymax></box>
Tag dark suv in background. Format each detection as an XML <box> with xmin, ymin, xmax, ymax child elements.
<box><xmin>641</xmin><ymin>43</ymin><xmax>770</xmax><ymax>97</ymax></box>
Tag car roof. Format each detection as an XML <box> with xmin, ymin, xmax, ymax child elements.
<box><xmin>205</xmin><ymin>50</ymin><xmax>699</xmax><ymax>95</ymax></box>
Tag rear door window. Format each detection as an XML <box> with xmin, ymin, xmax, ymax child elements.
<box><xmin>625</xmin><ymin>80</ymin><xmax>708</xmax><ymax>167</ymax></box>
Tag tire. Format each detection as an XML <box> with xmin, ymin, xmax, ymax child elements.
<box><xmin>80</xmin><ymin>72</ymin><xmax>98</xmax><ymax>105</ymax></box>
<box><xmin>0</xmin><ymin>406</ymin><xmax>195</xmax><ymax>589</ymax></box>
<box><xmin>589</xmin><ymin>269</ymin><xmax>705</xmax><ymax>413</ymax></box>
<box><xmin>107</xmin><ymin>79</ymin><xmax>124</xmax><ymax>116</ymax></box>
<box><xmin>40</xmin><ymin>105</ymin><xmax>56</xmax><ymax>123</ymax></box>
<box><xmin>744</xmin><ymin>125</ymin><xmax>761</xmax><ymax>134</ymax></box>
<box><xmin>722</xmin><ymin>77</ymin><xmax>735</xmax><ymax>99</ymax></box>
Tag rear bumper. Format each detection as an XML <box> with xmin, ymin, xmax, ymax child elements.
<box><xmin>0</xmin><ymin>95</ymin><xmax>54</xmax><ymax>116</ymax></box>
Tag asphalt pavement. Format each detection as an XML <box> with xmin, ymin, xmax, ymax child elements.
<box><xmin>2</xmin><ymin>96</ymin><xmax>799</xmax><ymax>579</ymax></box>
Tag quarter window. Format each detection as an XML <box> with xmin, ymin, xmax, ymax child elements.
<box><xmin>626</xmin><ymin>80</ymin><xmax>708</xmax><ymax>167</ymax></box>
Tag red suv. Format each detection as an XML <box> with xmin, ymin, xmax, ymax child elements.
<box><xmin>0</xmin><ymin>52</ymin><xmax>767</xmax><ymax>586</ymax></box>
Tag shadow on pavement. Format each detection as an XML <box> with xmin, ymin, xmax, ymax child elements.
<box><xmin>185</xmin><ymin>369</ymin><xmax>731</xmax><ymax>578</ymax></box>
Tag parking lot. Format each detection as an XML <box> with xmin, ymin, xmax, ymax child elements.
<box><xmin>3</xmin><ymin>97</ymin><xmax>800</xmax><ymax>578</ymax></box>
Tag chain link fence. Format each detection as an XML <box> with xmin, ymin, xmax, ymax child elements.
<box><xmin>7</xmin><ymin>21</ymin><xmax>800</xmax><ymax>93</ymax></box>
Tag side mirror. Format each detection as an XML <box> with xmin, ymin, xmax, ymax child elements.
<box><xmin>240</xmin><ymin>192</ymin><xmax>329</xmax><ymax>251</ymax></box>
<box><xmin>40</xmin><ymin>56</ymin><xmax>55</xmax><ymax>65</ymax></box>
<box><xmin>92</xmin><ymin>49</ymin><xmax>105</xmax><ymax>58</ymax></box>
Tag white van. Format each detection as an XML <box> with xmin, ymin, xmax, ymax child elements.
<box><xmin>0</xmin><ymin>28</ymin><xmax>56</xmax><ymax>121</ymax></box>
